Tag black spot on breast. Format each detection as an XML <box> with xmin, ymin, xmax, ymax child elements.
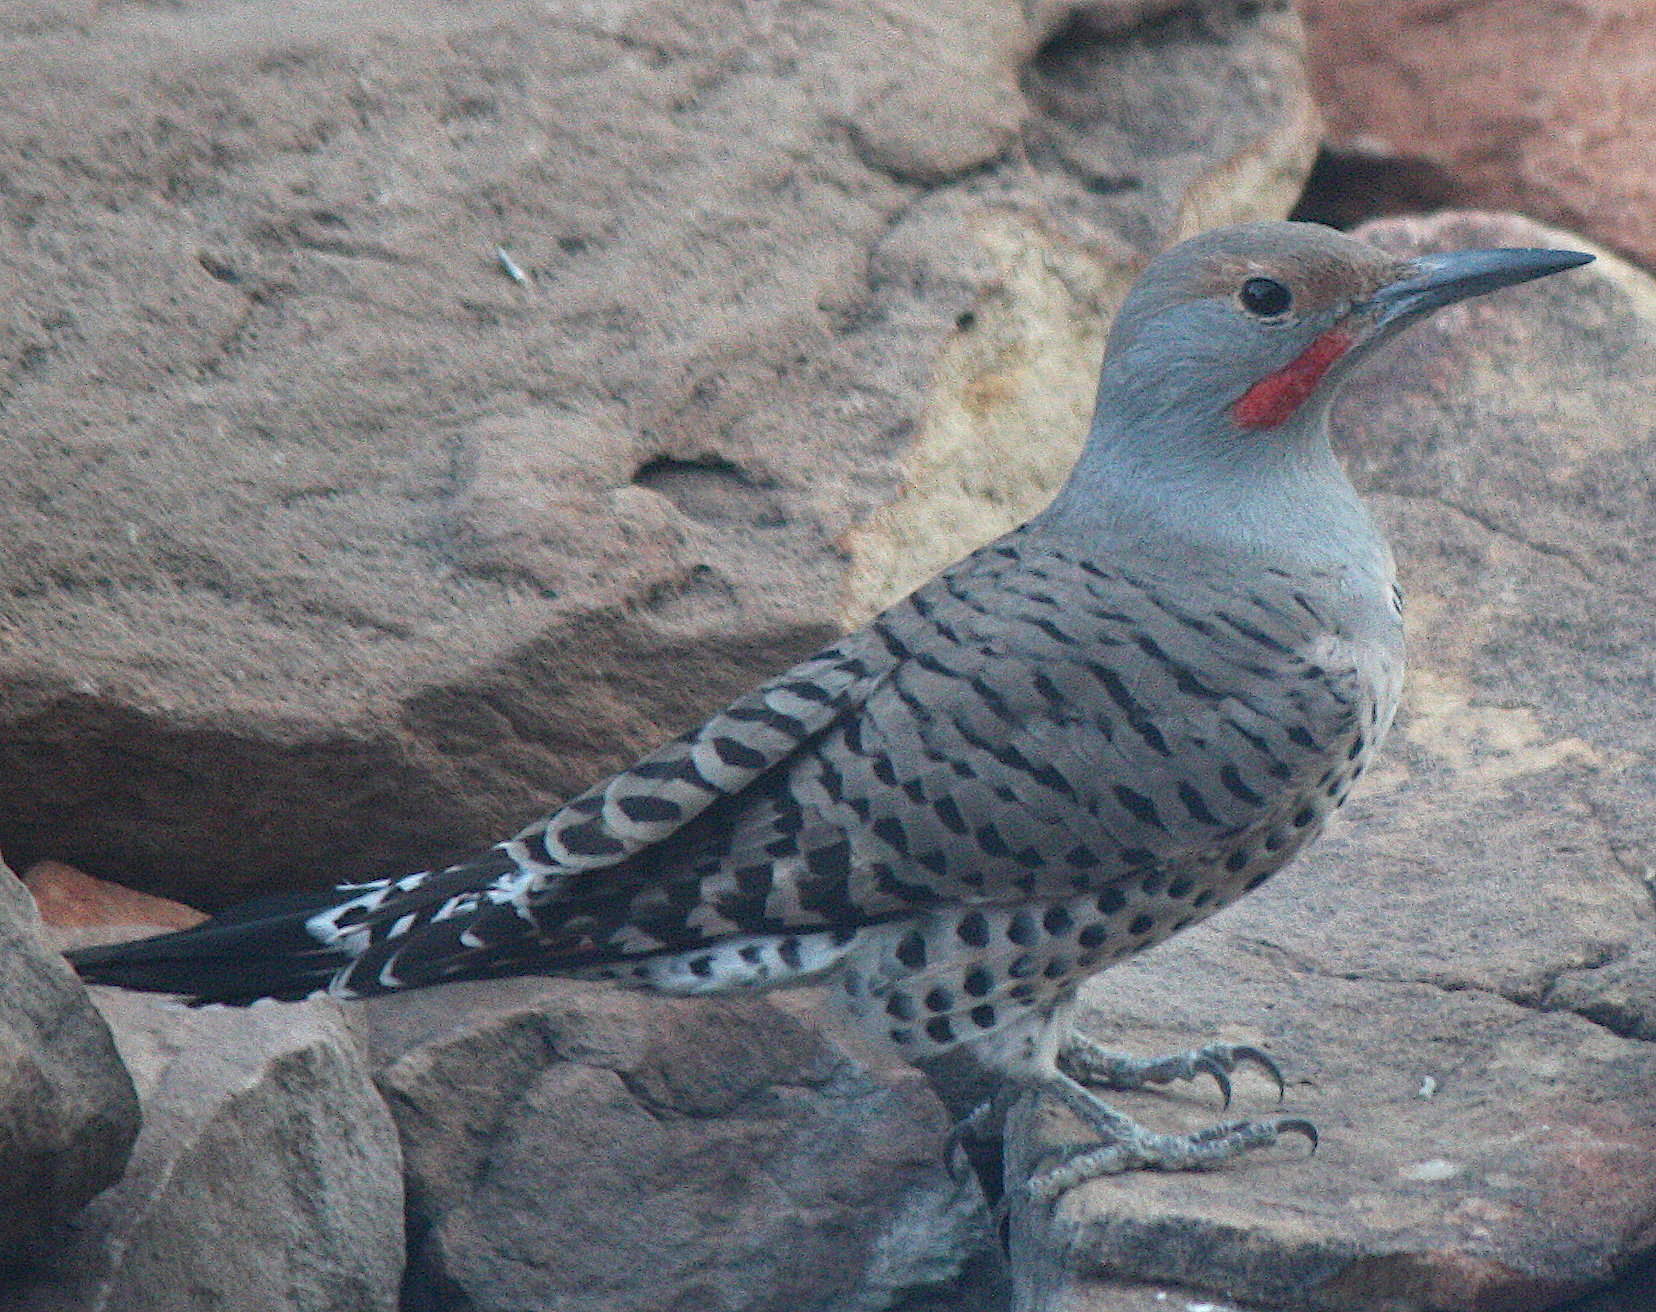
<box><xmin>1096</xmin><ymin>888</ymin><xmax>1126</xmax><ymax>915</ymax></box>
<box><xmin>689</xmin><ymin>955</ymin><xmax>714</xmax><ymax>978</ymax></box>
<box><xmin>739</xmin><ymin>944</ymin><xmax>763</xmax><ymax>964</ymax></box>
<box><xmin>1192</xmin><ymin>889</ymin><xmax>1215</xmax><ymax>909</ymax></box>
<box><xmin>964</xmin><ymin>966</ymin><xmax>993</xmax><ymax>997</ymax></box>
<box><xmin>957</xmin><ymin>911</ymin><xmax>989</xmax><ymax>947</ymax></box>
<box><xmin>1293</xmin><ymin>805</ymin><xmax>1317</xmax><ymax>828</ymax></box>
<box><xmin>924</xmin><ymin>1017</ymin><xmax>956</xmax><ymax>1044</ymax></box>
<box><xmin>1129</xmin><ymin>913</ymin><xmax>1154</xmax><ymax>936</ymax></box>
<box><xmin>1008</xmin><ymin>955</ymin><xmax>1036</xmax><ymax>978</ymax></box>
<box><xmin>889</xmin><ymin>1028</ymin><xmax>914</xmax><ymax>1045</ymax></box>
<box><xmin>886</xmin><ymin>992</ymin><xmax>917</xmax><ymax>1021</ymax></box>
<box><xmin>925</xmin><ymin>986</ymin><xmax>954</xmax><ymax>1013</ymax></box>
<box><xmin>1042</xmin><ymin>905</ymin><xmax>1074</xmax><ymax>935</ymax></box>
<box><xmin>896</xmin><ymin>930</ymin><xmax>928</xmax><ymax>969</ymax></box>
<box><xmin>1140</xmin><ymin>873</ymin><xmax>1165</xmax><ymax>896</ymax></box>
<box><xmin>1043</xmin><ymin>957</ymin><xmax>1071</xmax><ymax>979</ymax></box>
<box><xmin>970</xmin><ymin>1004</ymin><xmax>998</xmax><ymax>1029</ymax></box>
<box><xmin>1167</xmin><ymin>877</ymin><xmax>1194</xmax><ymax>899</ymax></box>
<box><xmin>1007</xmin><ymin>910</ymin><xmax>1038</xmax><ymax>945</ymax></box>
<box><xmin>1225</xmin><ymin>848</ymin><xmax>1250</xmax><ymax>873</ymax></box>
<box><xmin>778</xmin><ymin>937</ymin><xmax>803</xmax><ymax>970</ymax></box>
<box><xmin>1078</xmin><ymin>923</ymin><xmax>1107</xmax><ymax>950</ymax></box>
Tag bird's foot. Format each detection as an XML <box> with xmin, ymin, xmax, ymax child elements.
<box><xmin>1017</xmin><ymin>1073</ymin><xmax>1316</xmax><ymax>1204</ymax></box>
<box><xmin>1057</xmin><ymin>1032</ymin><xmax>1285</xmax><ymax>1109</ymax></box>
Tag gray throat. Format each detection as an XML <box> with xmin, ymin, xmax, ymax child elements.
<box><xmin>1034</xmin><ymin>397</ymin><xmax>1388</xmax><ymax>579</ymax></box>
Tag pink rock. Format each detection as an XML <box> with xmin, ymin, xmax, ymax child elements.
<box><xmin>23</xmin><ymin>861</ymin><xmax>205</xmax><ymax>938</ymax></box>
<box><xmin>1301</xmin><ymin>0</ymin><xmax>1656</xmax><ymax>272</ymax></box>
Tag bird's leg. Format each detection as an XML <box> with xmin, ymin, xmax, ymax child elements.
<box><xmin>1058</xmin><ymin>1032</ymin><xmax>1286</xmax><ymax>1109</ymax></box>
<box><xmin>1018</xmin><ymin>1072</ymin><xmax>1317</xmax><ymax>1202</ymax></box>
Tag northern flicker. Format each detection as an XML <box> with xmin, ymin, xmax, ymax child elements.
<box><xmin>67</xmin><ymin>221</ymin><xmax>1590</xmax><ymax>1200</ymax></box>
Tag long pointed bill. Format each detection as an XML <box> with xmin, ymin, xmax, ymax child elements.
<box><xmin>1233</xmin><ymin>243</ymin><xmax>1592</xmax><ymax>431</ymax></box>
<box><xmin>1364</xmin><ymin>246</ymin><xmax>1595</xmax><ymax>333</ymax></box>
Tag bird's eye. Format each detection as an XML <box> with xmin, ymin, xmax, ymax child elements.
<box><xmin>1239</xmin><ymin>277</ymin><xmax>1293</xmax><ymax>318</ymax></box>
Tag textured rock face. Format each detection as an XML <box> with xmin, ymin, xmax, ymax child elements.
<box><xmin>0</xmin><ymin>859</ymin><xmax>138</xmax><ymax>1265</ymax></box>
<box><xmin>8</xmin><ymin>984</ymin><xmax>404</xmax><ymax>1312</ymax></box>
<box><xmin>1297</xmin><ymin>0</ymin><xmax>1656</xmax><ymax>275</ymax></box>
<box><xmin>0</xmin><ymin>0</ymin><xmax>1319</xmax><ymax>908</ymax></box>
<box><xmin>369</xmin><ymin>978</ymin><xmax>996</xmax><ymax>1312</ymax></box>
<box><xmin>1026</xmin><ymin>213</ymin><xmax>1656</xmax><ymax>1311</ymax></box>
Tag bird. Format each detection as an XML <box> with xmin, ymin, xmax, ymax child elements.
<box><xmin>67</xmin><ymin>221</ymin><xmax>1591</xmax><ymax>1202</ymax></box>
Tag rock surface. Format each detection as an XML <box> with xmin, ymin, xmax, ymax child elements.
<box><xmin>7</xmin><ymin>980</ymin><xmax>405</xmax><ymax>1312</ymax></box>
<box><xmin>0</xmin><ymin>858</ymin><xmax>138</xmax><ymax>1266</ymax></box>
<box><xmin>1297</xmin><ymin>0</ymin><xmax>1656</xmax><ymax>275</ymax></box>
<box><xmin>369</xmin><ymin>977</ymin><xmax>997</xmax><ymax>1312</ymax></box>
<box><xmin>1015</xmin><ymin>214</ymin><xmax>1656</xmax><ymax>1311</ymax></box>
<box><xmin>23</xmin><ymin>859</ymin><xmax>207</xmax><ymax>944</ymax></box>
<box><xmin>0</xmin><ymin>0</ymin><xmax>1319</xmax><ymax>908</ymax></box>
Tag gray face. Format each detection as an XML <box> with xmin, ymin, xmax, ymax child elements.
<box><xmin>1095</xmin><ymin>222</ymin><xmax>1407</xmax><ymax>446</ymax></box>
<box><xmin>1096</xmin><ymin>221</ymin><xmax>1592</xmax><ymax>448</ymax></box>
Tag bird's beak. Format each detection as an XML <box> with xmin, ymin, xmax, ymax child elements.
<box><xmin>1360</xmin><ymin>246</ymin><xmax>1594</xmax><ymax>335</ymax></box>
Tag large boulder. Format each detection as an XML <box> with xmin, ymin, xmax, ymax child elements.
<box><xmin>369</xmin><ymin>978</ymin><xmax>996</xmax><ymax>1312</ymax></box>
<box><xmin>1297</xmin><ymin>0</ymin><xmax>1656</xmax><ymax>276</ymax></box>
<box><xmin>9</xmin><ymin>988</ymin><xmax>405</xmax><ymax>1312</ymax></box>
<box><xmin>0</xmin><ymin>0</ymin><xmax>1320</xmax><ymax>908</ymax></box>
<box><xmin>1011</xmin><ymin>214</ymin><xmax>1656</xmax><ymax>1311</ymax></box>
<box><xmin>11</xmin><ymin>866</ymin><xmax>404</xmax><ymax>1312</ymax></box>
<box><xmin>0</xmin><ymin>858</ymin><xmax>137</xmax><ymax>1267</ymax></box>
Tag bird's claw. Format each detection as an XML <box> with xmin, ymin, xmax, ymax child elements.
<box><xmin>1058</xmin><ymin>1034</ymin><xmax>1287</xmax><ymax>1109</ymax></box>
<box><xmin>985</xmin><ymin>1073</ymin><xmax>1321</xmax><ymax>1205</ymax></box>
<box><xmin>1202</xmin><ymin>1043</ymin><xmax>1286</xmax><ymax>1107</ymax></box>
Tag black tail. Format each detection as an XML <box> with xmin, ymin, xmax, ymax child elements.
<box><xmin>62</xmin><ymin>846</ymin><xmax>613</xmax><ymax>1004</ymax></box>
<box><xmin>67</xmin><ymin>885</ymin><xmax>362</xmax><ymax>1005</ymax></box>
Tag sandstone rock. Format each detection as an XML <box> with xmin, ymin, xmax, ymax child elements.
<box><xmin>1011</xmin><ymin>213</ymin><xmax>1656</xmax><ymax>1311</ymax></box>
<box><xmin>1297</xmin><ymin>0</ymin><xmax>1656</xmax><ymax>274</ymax></box>
<box><xmin>0</xmin><ymin>0</ymin><xmax>1318</xmax><ymax>909</ymax></box>
<box><xmin>0</xmin><ymin>858</ymin><xmax>138</xmax><ymax>1266</ymax></box>
<box><xmin>23</xmin><ymin>859</ymin><xmax>206</xmax><ymax>947</ymax></box>
<box><xmin>7</xmin><ymin>989</ymin><xmax>404</xmax><ymax>1312</ymax></box>
<box><xmin>369</xmin><ymin>977</ymin><xmax>998</xmax><ymax>1312</ymax></box>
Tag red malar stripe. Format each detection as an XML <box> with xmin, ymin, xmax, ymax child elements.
<box><xmin>1232</xmin><ymin>327</ymin><xmax>1355</xmax><ymax>429</ymax></box>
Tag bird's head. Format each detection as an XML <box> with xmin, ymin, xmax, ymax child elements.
<box><xmin>1094</xmin><ymin>220</ymin><xmax>1592</xmax><ymax>450</ymax></box>
<box><xmin>1046</xmin><ymin>221</ymin><xmax>1591</xmax><ymax>557</ymax></box>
